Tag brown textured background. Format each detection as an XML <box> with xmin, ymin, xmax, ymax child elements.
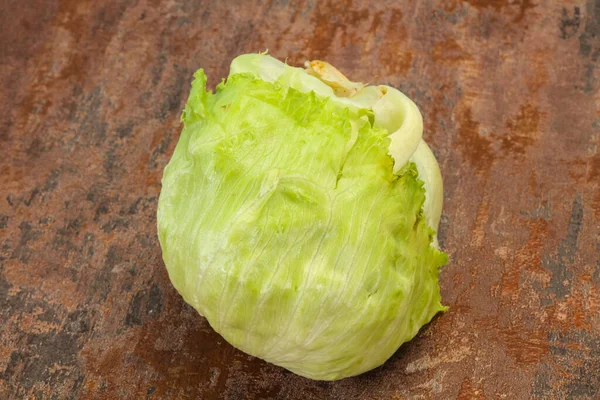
<box><xmin>1</xmin><ymin>0</ymin><xmax>599</xmax><ymax>398</ymax></box>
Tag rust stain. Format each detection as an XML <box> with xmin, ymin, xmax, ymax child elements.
<box><xmin>442</xmin><ymin>0</ymin><xmax>462</xmax><ymax>13</ymax></box>
<box><xmin>456</xmin><ymin>377</ymin><xmax>487</xmax><ymax>399</ymax></box>
<box><xmin>271</xmin><ymin>1</ymin><xmax>306</xmax><ymax>52</ymax></box>
<box><xmin>593</xmin><ymin>190</ymin><xmax>600</xmax><ymax>216</ymax></box>
<box><xmin>589</xmin><ymin>277</ymin><xmax>600</xmax><ymax>319</ymax></box>
<box><xmin>378</xmin><ymin>10</ymin><xmax>413</xmax><ymax>76</ymax></box>
<box><xmin>589</xmin><ymin>152</ymin><xmax>600</xmax><ymax>183</ymax></box>
<box><xmin>498</xmin><ymin>103</ymin><xmax>541</xmax><ymax>156</ymax></box>
<box><xmin>462</xmin><ymin>0</ymin><xmax>536</xmax><ymax>22</ymax></box>
<box><xmin>567</xmin><ymin>157</ymin><xmax>588</xmax><ymax>184</ymax></box>
<box><xmin>500</xmin><ymin>218</ymin><xmax>550</xmax><ymax>299</ymax></box>
<box><xmin>569</xmin><ymin>294</ymin><xmax>591</xmax><ymax>330</ymax></box>
<box><xmin>523</xmin><ymin>219</ymin><xmax>551</xmax><ymax>274</ymax></box>
<box><xmin>543</xmin><ymin>279</ymin><xmax>595</xmax><ymax>332</ymax></box>
<box><xmin>456</xmin><ymin>106</ymin><xmax>494</xmax><ymax>172</ymax></box>
<box><xmin>302</xmin><ymin>4</ymin><xmax>413</xmax><ymax>77</ymax></box>
<box><xmin>472</xmin><ymin>193</ymin><xmax>491</xmax><ymax>248</ymax></box>
<box><xmin>500</xmin><ymin>259</ymin><xmax>521</xmax><ymax>300</ymax></box>
<box><xmin>528</xmin><ymin>169</ymin><xmax>539</xmax><ymax>194</ymax></box>
<box><xmin>526</xmin><ymin>51</ymin><xmax>549</xmax><ymax>94</ymax></box>
<box><xmin>51</xmin><ymin>1</ymin><xmax>128</xmax><ymax>83</ymax></box>
<box><xmin>500</xmin><ymin>325</ymin><xmax>549</xmax><ymax>365</ymax></box>
<box><xmin>305</xmin><ymin>0</ymin><xmax>370</xmax><ymax>60</ymax></box>
<box><xmin>130</xmin><ymin>317</ymin><xmax>232</xmax><ymax>398</ymax></box>
<box><xmin>367</xmin><ymin>10</ymin><xmax>384</xmax><ymax>37</ymax></box>
<box><xmin>432</xmin><ymin>39</ymin><xmax>473</xmax><ymax>65</ymax></box>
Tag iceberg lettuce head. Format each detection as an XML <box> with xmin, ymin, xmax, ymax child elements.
<box><xmin>157</xmin><ymin>53</ymin><xmax>447</xmax><ymax>380</ymax></box>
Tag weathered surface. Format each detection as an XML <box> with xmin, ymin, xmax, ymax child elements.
<box><xmin>1</xmin><ymin>0</ymin><xmax>599</xmax><ymax>398</ymax></box>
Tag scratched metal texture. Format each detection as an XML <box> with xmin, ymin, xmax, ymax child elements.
<box><xmin>1</xmin><ymin>0</ymin><xmax>599</xmax><ymax>398</ymax></box>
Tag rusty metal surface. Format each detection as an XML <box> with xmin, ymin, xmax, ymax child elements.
<box><xmin>1</xmin><ymin>0</ymin><xmax>599</xmax><ymax>398</ymax></box>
